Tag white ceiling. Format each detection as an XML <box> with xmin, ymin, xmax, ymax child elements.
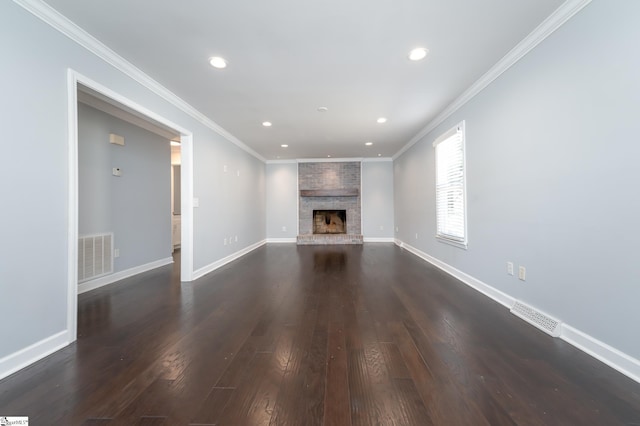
<box><xmin>44</xmin><ymin>0</ymin><xmax>564</xmax><ymax>160</ymax></box>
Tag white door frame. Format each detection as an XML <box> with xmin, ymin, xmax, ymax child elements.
<box><xmin>66</xmin><ymin>69</ymin><xmax>195</xmax><ymax>342</ymax></box>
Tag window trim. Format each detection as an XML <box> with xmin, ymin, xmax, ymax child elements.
<box><xmin>433</xmin><ymin>120</ymin><xmax>468</xmax><ymax>249</ymax></box>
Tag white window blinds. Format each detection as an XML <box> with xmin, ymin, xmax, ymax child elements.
<box><xmin>433</xmin><ymin>121</ymin><xmax>467</xmax><ymax>247</ymax></box>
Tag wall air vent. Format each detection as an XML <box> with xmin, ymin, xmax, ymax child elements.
<box><xmin>510</xmin><ymin>301</ymin><xmax>561</xmax><ymax>337</ymax></box>
<box><xmin>78</xmin><ymin>233</ymin><xmax>114</xmax><ymax>283</ymax></box>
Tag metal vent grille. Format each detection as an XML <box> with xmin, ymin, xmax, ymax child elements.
<box><xmin>510</xmin><ymin>301</ymin><xmax>561</xmax><ymax>337</ymax></box>
<box><xmin>78</xmin><ymin>233</ymin><xmax>113</xmax><ymax>283</ymax></box>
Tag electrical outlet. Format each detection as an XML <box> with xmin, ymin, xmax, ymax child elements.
<box><xmin>114</xmin><ymin>248</ymin><xmax>120</xmax><ymax>258</ymax></box>
<box><xmin>224</xmin><ymin>238</ymin><xmax>227</xmax><ymax>245</ymax></box>
<box><xmin>518</xmin><ymin>266</ymin><xmax>526</xmax><ymax>281</ymax></box>
<box><xmin>415</xmin><ymin>233</ymin><xmax>418</xmax><ymax>239</ymax></box>
<box><xmin>395</xmin><ymin>226</ymin><xmax>399</xmax><ymax>232</ymax></box>
<box><xmin>380</xmin><ymin>225</ymin><xmax>384</xmax><ymax>231</ymax></box>
<box><xmin>282</xmin><ymin>226</ymin><xmax>287</xmax><ymax>232</ymax></box>
<box><xmin>223</xmin><ymin>165</ymin><xmax>228</xmax><ymax>172</ymax></box>
<box><xmin>237</xmin><ymin>170</ymin><xmax>240</xmax><ymax>177</ymax></box>
<box><xmin>507</xmin><ymin>262</ymin><xmax>514</xmax><ymax>276</ymax></box>
<box><xmin>235</xmin><ymin>235</ymin><xmax>238</xmax><ymax>242</ymax></box>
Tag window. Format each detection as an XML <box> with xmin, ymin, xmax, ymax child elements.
<box><xmin>433</xmin><ymin>121</ymin><xmax>467</xmax><ymax>248</ymax></box>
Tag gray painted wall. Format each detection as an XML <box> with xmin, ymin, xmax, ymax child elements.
<box><xmin>361</xmin><ymin>160</ymin><xmax>394</xmax><ymax>239</ymax></box>
<box><xmin>266</xmin><ymin>162</ymin><xmax>298</xmax><ymax>239</ymax></box>
<box><xmin>78</xmin><ymin>103</ymin><xmax>171</xmax><ymax>272</ymax></box>
<box><xmin>0</xmin><ymin>2</ymin><xmax>265</xmax><ymax>361</ymax></box>
<box><xmin>394</xmin><ymin>1</ymin><xmax>640</xmax><ymax>359</ymax></box>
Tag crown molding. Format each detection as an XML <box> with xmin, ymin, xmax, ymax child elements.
<box><xmin>297</xmin><ymin>157</ymin><xmax>363</xmax><ymax>163</ymax></box>
<box><xmin>265</xmin><ymin>159</ymin><xmax>298</xmax><ymax>165</ymax></box>
<box><xmin>392</xmin><ymin>0</ymin><xmax>593</xmax><ymax>160</ymax></box>
<box><xmin>361</xmin><ymin>157</ymin><xmax>393</xmax><ymax>163</ymax></box>
<box><xmin>266</xmin><ymin>156</ymin><xmax>391</xmax><ymax>164</ymax></box>
<box><xmin>13</xmin><ymin>0</ymin><xmax>266</xmax><ymax>162</ymax></box>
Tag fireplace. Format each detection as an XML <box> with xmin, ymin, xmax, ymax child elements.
<box><xmin>313</xmin><ymin>210</ymin><xmax>346</xmax><ymax>234</ymax></box>
<box><xmin>297</xmin><ymin>161</ymin><xmax>363</xmax><ymax>245</ymax></box>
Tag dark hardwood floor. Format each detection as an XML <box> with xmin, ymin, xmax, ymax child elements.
<box><xmin>1</xmin><ymin>244</ymin><xmax>639</xmax><ymax>425</ymax></box>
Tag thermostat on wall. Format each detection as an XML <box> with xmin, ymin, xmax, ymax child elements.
<box><xmin>109</xmin><ymin>133</ymin><xmax>125</xmax><ymax>146</ymax></box>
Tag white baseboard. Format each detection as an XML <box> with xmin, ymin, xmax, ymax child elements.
<box><xmin>363</xmin><ymin>237</ymin><xmax>395</xmax><ymax>243</ymax></box>
<box><xmin>397</xmin><ymin>240</ymin><xmax>515</xmax><ymax>308</ymax></box>
<box><xmin>193</xmin><ymin>240</ymin><xmax>266</xmax><ymax>280</ymax></box>
<box><xmin>78</xmin><ymin>257</ymin><xmax>174</xmax><ymax>294</ymax></box>
<box><xmin>394</xmin><ymin>239</ymin><xmax>640</xmax><ymax>384</ymax></box>
<box><xmin>561</xmin><ymin>324</ymin><xmax>640</xmax><ymax>383</ymax></box>
<box><xmin>266</xmin><ymin>238</ymin><xmax>297</xmax><ymax>243</ymax></box>
<box><xmin>0</xmin><ymin>331</ymin><xmax>69</xmax><ymax>381</ymax></box>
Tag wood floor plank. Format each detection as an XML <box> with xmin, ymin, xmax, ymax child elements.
<box><xmin>81</xmin><ymin>420</ymin><xmax>113</xmax><ymax>425</ymax></box>
<box><xmin>393</xmin><ymin>378</ymin><xmax>434</xmax><ymax>425</ymax></box>
<box><xmin>216</xmin><ymin>352</ymin><xmax>276</xmax><ymax>425</ymax></box>
<box><xmin>324</xmin><ymin>320</ymin><xmax>351</xmax><ymax>426</ymax></box>
<box><xmin>136</xmin><ymin>417</ymin><xmax>168</xmax><ymax>425</ymax></box>
<box><xmin>189</xmin><ymin>387</ymin><xmax>234</xmax><ymax>425</ymax></box>
<box><xmin>0</xmin><ymin>245</ymin><xmax>638</xmax><ymax>425</ymax></box>
<box><xmin>379</xmin><ymin>342</ymin><xmax>411</xmax><ymax>379</ymax></box>
<box><xmin>269</xmin><ymin>295</ymin><xmax>320</xmax><ymax>425</ymax></box>
<box><xmin>347</xmin><ymin>349</ymin><xmax>382</xmax><ymax>426</ymax></box>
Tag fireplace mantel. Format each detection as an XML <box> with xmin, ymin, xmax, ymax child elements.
<box><xmin>300</xmin><ymin>188</ymin><xmax>358</xmax><ymax>197</ymax></box>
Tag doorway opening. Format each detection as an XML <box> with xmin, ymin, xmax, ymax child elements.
<box><xmin>67</xmin><ymin>70</ymin><xmax>194</xmax><ymax>343</ymax></box>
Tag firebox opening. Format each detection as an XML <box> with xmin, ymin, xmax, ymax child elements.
<box><xmin>313</xmin><ymin>210</ymin><xmax>346</xmax><ymax>234</ymax></box>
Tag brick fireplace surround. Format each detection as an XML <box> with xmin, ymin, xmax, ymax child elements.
<box><xmin>297</xmin><ymin>162</ymin><xmax>363</xmax><ymax>245</ymax></box>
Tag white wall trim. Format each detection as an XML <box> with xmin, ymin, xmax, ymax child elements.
<box><xmin>561</xmin><ymin>325</ymin><xmax>640</xmax><ymax>384</ymax></box>
<box><xmin>192</xmin><ymin>240</ymin><xmax>267</xmax><ymax>281</ymax></box>
<box><xmin>267</xmin><ymin>158</ymin><xmax>389</xmax><ymax>165</ymax></box>
<box><xmin>265</xmin><ymin>159</ymin><xmax>298</xmax><ymax>165</ymax></box>
<box><xmin>179</xmin><ymin>134</ymin><xmax>195</xmax><ymax>282</ymax></box>
<box><xmin>364</xmin><ymin>238</ymin><xmax>395</xmax><ymax>243</ymax></box>
<box><xmin>266</xmin><ymin>238</ymin><xmax>297</xmax><ymax>243</ymax></box>
<box><xmin>0</xmin><ymin>331</ymin><xmax>69</xmax><ymax>381</ymax></box>
<box><xmin>395</xmin><ymin>239</ymin><xmax>640</xmax><ymax>385</ymax></box>
<box><xmin>361</xmin><ymin>157</ymin><xmax>393</xmax><ymax>163</ymax></box>
<box><xmin>396</xmin><ymin>240</ymin><xmax>515</xmax><ymax>308</ymax></box>
<box><xmin>13</xmin><ymin>0</ymin><xmax>265</xmax><ymax>163</ymax></box>
<box><xmin>297</xmin><ymin>158</ymin><xmax>363</xmax><ymax>163</ymax></box>
<box><xmin>66</xmin><ymin>69</ymin><xmax>79</xmax><ymax>344</ymax></box>
<box><xmin>296</xmin><ymin>163</ymin><xmax>300</xmax><ymax>236</ymax></box>
<box><xmin>392</xmin><ymin>0</ymin><xmax>593</xmax><ymax>160</ymax></box>
<box><xmin>360</xmin><ymin>162</ymin><xmax>364</xmax><ymax>235</ymax></box>
<box><xmin>78</xmin><ymin>257</ymin><xmax>174</xmax><ymax>294</ymax></box>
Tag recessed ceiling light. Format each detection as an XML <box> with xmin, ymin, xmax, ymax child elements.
<box><xmin>378</xmin><ymin>154</ymin><xmax>382</xmax><ymax>157</ymax></box>
<box><xmin>209</xmin><ymin>56</ymin><xmax>227</xmax><ymax>69</ymax></box>
<box><xmin>327</xmin><ymin>155</ymin><xmax>331</xmax><ymax>158</ymax></box>
<box><xmin>170</xmin><ymin>141</ymin><xmax>181</xmax><ymax>147</ymax></box>
<box><xmin>408</xmin><ymin>47</ymin><xmax>428</xmax><ymax>61</ymax></box>
<box><xmin>376</xmin><ymin>117</ymin><xmax>387</xmax><ymax>124</ymax></box>
<box><xmin>365</xmin><ymin>142</ymin><xmax>373</xmax><ymax>146</ymax></box>
<box><xmin>317</xmin><ymin>106</ymin><xmax>328</xmax><ymax>112</ymax></box>
<box><xmin>281</xmin><ymin>144</ymin><xmax>288</xmax><ymax>148</ymax></box>
<box><xmin>262</xmin><ymin>121</ymin><xmax>272</xmax><ymax>127</ymax></box>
